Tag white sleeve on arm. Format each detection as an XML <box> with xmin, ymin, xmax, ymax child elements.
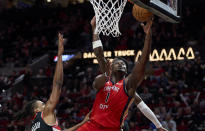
<box><xmin>92</xmin><ymin>40</ymin><xmax>102</xmax><ymax>49</ymax></box>
<box><xmin>137</xmin><ymin>101</ymin><xmax>162</xmax><ymax>128</ymax></box>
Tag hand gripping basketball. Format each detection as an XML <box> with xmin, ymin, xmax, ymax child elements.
<box><xmin>132</xmin><ymin>4</ymin><xmax>153</xmax><ymax>22</ymax></box>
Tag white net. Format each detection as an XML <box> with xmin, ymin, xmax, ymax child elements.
<box><xmin>90</xmin><ymin>0</ymin><xmax>127</xmax><ymax>37</ymax></box>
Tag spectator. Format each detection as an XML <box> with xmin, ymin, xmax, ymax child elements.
<box><xmin>162</xmin><ymin>114</ymin><xmax>177</xmax><ymax>131</ymax></box>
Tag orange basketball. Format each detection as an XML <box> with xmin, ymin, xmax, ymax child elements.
<box><xmin>132</xmin><ymin>4</ymin><xmax>153</xmax><ymax>22</ymax></box>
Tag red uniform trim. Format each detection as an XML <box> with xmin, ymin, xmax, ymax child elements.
<box><xmin>120</xmin><ymin>97</ymin><xmax>132</xmax><ymax>124</ymax></box>
<box><xmin>123</xmin><ymin>79</ymin><xmax>129</xmax><ymax>97</ymax></box>
<box><xmin>32</xmin><ymin>113</ymin><xmax>37</xmax><ymax>120</ymax></box>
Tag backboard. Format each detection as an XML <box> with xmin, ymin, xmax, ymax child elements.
<box><xmin>130</xmin><ymin>0</ymin><xmax>181</xmax><ymax>23</ymax></box>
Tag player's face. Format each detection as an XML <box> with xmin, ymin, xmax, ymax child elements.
<box><xmin>35</xmin><ymin>100</ymin><xmax>45</xmax><ymax>112</ymax></box>
<box><xmin>112</xmin><ymin>59</ymin><xmax>127</xmax><ymax>74</ymax></box>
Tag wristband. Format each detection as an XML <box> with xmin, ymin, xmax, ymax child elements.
<box><xmin>92</xmin><ymin>40</ymin><xmax>102</xmax><ymax>49</ymax></box>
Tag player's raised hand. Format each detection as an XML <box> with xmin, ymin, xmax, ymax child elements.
<box><xmin>90</xmin><ymin>16</ymin><xmax>96</xmax><ymax>32</ymax></box>
<box><xmin>58</xmin><ymin>33</ymin><xmax>64</xmax><ymax>56</ymax></box>
<box><xmin>158</xmin><ymin>127</ymin><xmax>168</xmax><ymax>131</ymax></box>
<box><xmin>141</xmin><ymin>16</ymin><xmax>153</xmax><ymax>35</ymax></box>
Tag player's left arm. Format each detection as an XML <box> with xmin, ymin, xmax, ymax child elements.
<box><xmin>43</xmin><ymin>33</ymin><xmax>64</xmax><ymax>124</ymax></box>
<box><xmin>64</xmin><ymin>111</ymin><xmax>91</xmax><ymax>131</ymax></box>
<box><xmin>90</xmin><ymin>16</ymin><xmax>111</xmax><ymax>91</ymax></box>
<box><xmin>125</xmin><ymin>18</ymin><xmax>153</xmax><ymax>96</ymax></box>
<box><xmin>135</xmin><ymin>93</ymin><xmax>167</xmax><ymax>131</ymax></box>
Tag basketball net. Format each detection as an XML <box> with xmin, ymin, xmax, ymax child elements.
<box><xmin>90</xmin><ymin>0</ymin><xmax>127</xmax><ymax>37</ymax></box>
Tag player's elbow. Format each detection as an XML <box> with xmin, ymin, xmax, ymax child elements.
<box><xmin>134</xmin><ymin>93</ymin><xmax>143</xmax><ymax>105</ymax></box>
<box><xmin>92</xmin><ymin>81</ymin><xmax>97</xmax><ymax>90</ymax></box>
<box><xmin>92</xmin><ymin>77</ymin><xmax>100</xmax><ymax>91</ymax></box>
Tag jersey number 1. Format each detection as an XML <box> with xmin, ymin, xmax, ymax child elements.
<box><xmin>105</xmin><ymin>92</ymin><xmax>110</xmax><ymax>103</ymax></box>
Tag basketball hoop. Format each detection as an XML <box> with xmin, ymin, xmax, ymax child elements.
<box><xmin>90</xmin><ymin>0</ymin><xmax>128</xmax><ymax>37</ymax></box>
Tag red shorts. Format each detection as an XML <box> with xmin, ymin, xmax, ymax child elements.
<box><xmin>77</xmin><ymin>120</ymin><xmax>120</xmax><ymax>131</ymax></box>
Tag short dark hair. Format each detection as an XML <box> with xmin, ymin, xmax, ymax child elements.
<box><xmin>14</xmin><ymin>100</ymin><xmax>38</xmax><ymax>121</ymax></box>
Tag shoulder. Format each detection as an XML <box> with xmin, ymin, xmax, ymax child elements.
<box><xmin>93</xmin><ymin>73</ymin><xmax>109</xmax><ymax>91</ymax></box>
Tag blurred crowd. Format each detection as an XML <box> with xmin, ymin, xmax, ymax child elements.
<box><xmin>127</xmin><ymin>57</ymin><xmax>205</xmax><ymax>131</ymax></box>
<box><xmin>0</xmin><ymin>1</ymin><xmax>205</xmax><ymax>131</ymax></box>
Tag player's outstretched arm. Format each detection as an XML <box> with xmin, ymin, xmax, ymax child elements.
<box><xmin>43</xmin><ymin>33</ymin><xmax>64</xmax><ymax>124</ymax></box>
<box><xmin>125</xmin><ymin>18</ymin><xmax>153</xmax><ymax>96</ymax></box>
<box><xmin>64</xmin><ymin>111</ymin><xmax>91</xmax><ymax>131</ymax></box>
<box><xmin>135</xmin><ymin>93</ymin><xmax>167</xmax><ymax>131</ymax></box>
<box><xmin>90</xmin><ymin>16</ymin><xmax>110</xmax><ymax>90</ymax></box>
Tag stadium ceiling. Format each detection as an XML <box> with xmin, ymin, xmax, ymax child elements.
<box><xmin>16</xmin><ymin>0</ymin><xmax>86</xmax><ymax>8</ymax></box>
<box><xmin>0</xmin><ymin>0</ymin><xmax>204</xmax><ymax>10</ymax></box>
<box><xmin>0</xmin><ymin>0</ymin><xmax>87</xmax><ymax>10</ymax></box>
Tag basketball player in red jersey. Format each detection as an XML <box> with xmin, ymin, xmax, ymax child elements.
<box><xmin>77</xmin><ymin>17</ymin><xmax>167</xmax><ymax>131</ymax></box>
<box><xmin>15</xmin><ymin>33</ymin><xmax>89</xmax><ymax>131</ymax></box>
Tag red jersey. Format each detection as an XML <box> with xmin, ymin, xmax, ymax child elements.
<box><xmin>90</xmin><ymin>79</ymin><xmax>134</xmax><ymax>129</ymax></box>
